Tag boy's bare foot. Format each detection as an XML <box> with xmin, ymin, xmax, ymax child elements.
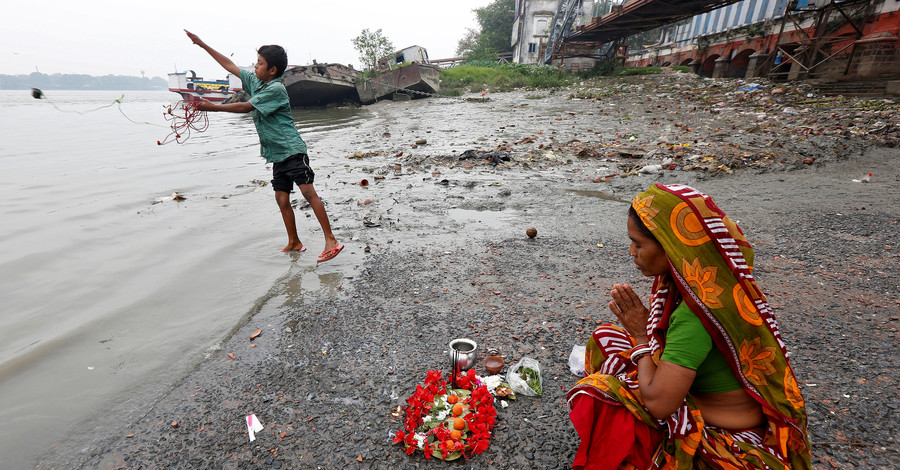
<box><xmin>322</xmin><ymin>239</ymin><xmax>339</xmax><ymax>253</ymax></box>
<box><xmin>317</xmin><ymin>237</ymin><xmax>343</xmax><ymax>263</ymax></box>
<box><xmin>281</xmin><ymin>241</ymin><xmax>306</xmax><ymax>253</ymax></box>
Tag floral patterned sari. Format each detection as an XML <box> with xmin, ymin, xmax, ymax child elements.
<box><xmin>568</xmin><ymin>184</ymin><xmax>810</xmax><ymax>469</ymax></box>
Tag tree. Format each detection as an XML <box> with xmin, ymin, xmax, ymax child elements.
<box><xmin>464</xmin><ymin>0</ymin><xmax>515</xmax><ymax>60</ymax></box>
<box><xmin>456</xmin><ymin>28</ymin><xmax>479</xmax><ymax>57</ymax></box>
<box><xmin>351</xmin><ymin>29</ymin><xmax>395</xmax><ymax>71</ymax></box>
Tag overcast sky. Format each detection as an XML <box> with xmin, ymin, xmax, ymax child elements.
<box><xmin>2</xmin><ymin>0</ymin><xmax>491</xmax><ymax>79</ymax></box>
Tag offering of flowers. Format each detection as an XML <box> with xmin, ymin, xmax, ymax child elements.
<box><xmin>393</xmin><ymin>369</ymin><xmax>497</xmax><ymax>460</ymax></box>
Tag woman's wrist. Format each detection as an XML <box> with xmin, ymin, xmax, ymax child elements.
<box><xmin>629</xmin><ymin>344</ymin><xmax>652</xmax><ymax>365</ymax></box>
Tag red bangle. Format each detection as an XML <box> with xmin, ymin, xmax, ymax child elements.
<box><xmin>630</xmin><ymin>345</ymin><xmax>652</xmax><ymax>365</ymax></box>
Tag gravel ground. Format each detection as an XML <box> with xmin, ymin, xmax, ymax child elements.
<box><xmin>35</xmin><ymin>75</ymin><xmax>899</xmax><ymax>469</ymax></box>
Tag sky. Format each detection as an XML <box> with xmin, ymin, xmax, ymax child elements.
<box><xmin>2</xmin><ymin>0</ymin><xmax>492</xmax><ymax>79</ymax></box>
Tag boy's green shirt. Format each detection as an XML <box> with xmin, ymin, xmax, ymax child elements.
<box><xmin>239</xmin><ymin>69</ymin><xmax>307</xmax><ymax>163</ymax></box>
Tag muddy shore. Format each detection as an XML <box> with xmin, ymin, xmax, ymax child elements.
<box><xmin>36</xmin><ymin>74</ymin><xmax>898</xmax><ymax>469</ymax></box>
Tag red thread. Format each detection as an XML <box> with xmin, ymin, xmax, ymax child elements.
<box><xmin>157</xmin><ymin>100</ymin><xmax>209</xmax><ymax>145</ymax></box>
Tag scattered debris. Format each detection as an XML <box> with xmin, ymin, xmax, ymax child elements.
<box><xmin>246</xmin><ymin>414</ymin><xmax>264</xmax><ymax>442</ymax></box>
<box><xmin>155</xmin><ymin>192</ymin><xmax>186</xmax><ymax>203</ymax></box>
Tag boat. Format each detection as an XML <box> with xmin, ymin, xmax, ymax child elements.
<box><xmin>167</xmin><ymin>70</ymin><xmax>242</xmax><ymax>102</ymax></box>
<box><xmin>281</xmin><ymin>62</ymin><xmax>360</xmax><ymax>107</ymax></box>
<box><xmin>356</xmin><ymin>46</ymin><xmax>441</xmax><ymax>104</ymax></box>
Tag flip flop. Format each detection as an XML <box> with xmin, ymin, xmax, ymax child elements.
<box><xmin>282</xmin><ymin>246</ymin><xmax>307</xmax><ymax>253</ymax></box>
<box><xmin>317</xmin><ymin>244</ymin><xmax>344</xmax><ymax>263</ymax></box>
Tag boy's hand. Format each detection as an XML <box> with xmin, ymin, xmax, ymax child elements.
<box><xmin>195</xmin><ymin>98</ymin><xmax>215</xmax><ymax>111</ymax></box>
<box><xmin>184</xmin><ymin>29</ymin><xmax>203</xmax><ymax>46</ymax></box>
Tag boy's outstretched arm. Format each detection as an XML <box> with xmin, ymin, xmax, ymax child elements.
<box><xmin>184</xmin><ymin>29</ymin><xmax>240</xmax><ymax>76</ymax></box>
<box><xmin>196</xmin><ymin>97</ymin><xmax>254</xmax><ymax>113</ymax></box>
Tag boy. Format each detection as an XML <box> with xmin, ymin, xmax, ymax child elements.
<box><xmin>184</xmin><ymin>30</ymin><xmax>343</xmax><ymax>263</ymax></box>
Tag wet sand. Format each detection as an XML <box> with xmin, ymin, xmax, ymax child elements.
<box><xmin>33</xmin><ymin>75</ymin><xmax>899</xmax><ymax>469</ymax></box>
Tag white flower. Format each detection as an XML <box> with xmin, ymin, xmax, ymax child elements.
<box><xmin>414</xmin><ymin>433</ymin><xmax>427</xmax><ymax>449</ymax></box>
<box><xmin>481</xmin><ymin>375</ymin><xmax>503</xmax><ymax>392</ymax></box>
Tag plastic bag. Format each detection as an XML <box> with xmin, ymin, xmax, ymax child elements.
<box><xmin>506</xmin><ymin>357</ymin><xmax>543</xmax><ymax>397</ymax></box>
<box><xmin>569</xmin><ymin>344</ymin><xmax>586</xmax><ymax>377</ymax></box>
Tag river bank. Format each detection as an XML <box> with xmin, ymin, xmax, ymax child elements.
<box><xmin>33</xmin><ymin>74</ymin><xmax>898</xmax><ymax>469</ymax></box>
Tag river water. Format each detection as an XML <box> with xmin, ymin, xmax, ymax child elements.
<box><xmin>0</xmin><ymin>90</ymin><xmax>374</xmax><ymax>467</ymax></box>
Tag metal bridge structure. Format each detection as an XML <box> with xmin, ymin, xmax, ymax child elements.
<box><xmin>542</xmin><ymin>0</ymin><xmax>748</xmax><ymax>65</ymax></box>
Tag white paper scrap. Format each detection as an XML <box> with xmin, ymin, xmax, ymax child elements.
<box><xmin>246</xmin><ymin>414</ymin><xmax>264</xmax><ymax>442</ymax></box>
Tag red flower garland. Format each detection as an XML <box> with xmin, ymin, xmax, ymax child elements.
<box><xmin>393</xmin><ymin>369</ymin><xmax>497</xmax><ymax>460</ymax></box>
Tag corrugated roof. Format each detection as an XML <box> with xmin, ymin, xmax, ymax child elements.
<box><xmin>567</xmin><ymin>0</ymin><xmax>745</xmax><ymax>44</ymax></box>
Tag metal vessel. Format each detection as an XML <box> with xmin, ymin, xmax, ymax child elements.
<box><xmin>167</xmin><ymin>70</ymin><xmax>241</xmax><ymax>102</ymax></box>
<box><xmin>282</xmin><ymin>63</ymin><xmax>360</xmax><ymax>107</ymax></box>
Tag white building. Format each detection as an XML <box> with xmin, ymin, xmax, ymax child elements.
<box><xmin>512</xmin><ymin>0</ymin><xmax>558</xmax><ymax>64</ymax></box>
<box><xmin>511</xmin><ymin>0</ymin><xmax>613</xmax><ymax>70</ymax></box>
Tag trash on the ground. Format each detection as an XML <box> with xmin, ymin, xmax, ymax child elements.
<box><xmin>507</xmin><ymin>357</ymin><xmax>543</xmax><ymax>397</ymax></box>
<box><xmin>246</xmin><ymin>414</ymin><xmax>264</xmax><ymax>442</ymax></box>
<box><xmin>227</xmin><ymin>353</ymin><xmax>235</xmax><ymax>360</ymax></box>
<box><xmin>526</xmin><ymin>227</ymin><xmax>537</xmax><ymax>238</ymax></box>
<box><xmin>569</xmin><ymin>344</ymin><xmax>587</xmax><ymax>376</ymax></box>
<box><xmin>170</xmin><ymin>421</ymin><xmax>178</xmax><ymax>428</ymax></box>
<box><xmin>458</xmin><ymin>149</ymin><xmax>512</xmax><ymax>165</ymax></box>
<box><xmin>851</xmin><ymin>173</ymin><xmax>873</xmax><ymax>183</ymax></box>
<box><xmin>639</xmin><ymin>164</ymin><xmax>663</xmax><ymax>174</ymax></box>
<box><xmin>359</xmin><ymin>179</ymin><xmax>369</xmax><ymax>187</ymax></box>
<box><xmin>156</xmin><ymin>192</ymin><xmax>186</xmax><ymax>202</ymax></box>
<box><xmin>250</xmin><ymin>328</ymin><xmax>261</xmax><ymax>340</ymax></box>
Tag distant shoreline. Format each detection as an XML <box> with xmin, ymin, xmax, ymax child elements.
<box><xmin>0</xmin><ymin>72</ymin><xmax>167</xmax><ymax>91</ymax></box>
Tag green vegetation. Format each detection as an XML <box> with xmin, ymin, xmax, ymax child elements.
<box><xmin>438</xmin><ymin>62</ymin><xmax>695</xmax><ymax>96</ymax></box>
<box><xmin>457</xmin><ymin>0</ymin><xmax>515</xmax><ymax>60</ymax></box>
<box><xmin>671</xmin><ymin>65</ymin><xmax>692</xmax><ymax>73</ymax></box>
<box><xmin>439</xmin><ymin>62</ymin><xmax>570</xmax><ymax>95</ymax></box>
<box><xmin>351</xmin><ymin>29</ymin><xmax>394</xmax><ymax>71</ymax></box>
<box><xmin>614</xmin><ymin>66</ymin><xmax>663</xmax><ymax>76</ymax></box>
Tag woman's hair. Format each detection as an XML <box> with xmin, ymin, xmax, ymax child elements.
<box><xmin>628</xmin><ymin>206</ymin><xmax>659</xmax><ymax>243</ymax></box>
<box><xmin>257</xmin><ymin>45</ymin><xmax>288</xmax><ymax>78</ymax></box>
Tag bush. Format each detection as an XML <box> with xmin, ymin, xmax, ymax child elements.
<box><xmin>578</xmin><ymin>62</ymin><xmax>616</xmax><ymax>77</ymax></box>
<box><xmin>439</xmin><ymin>63</ymin><xmax>570</xmax><ymax>95</ymax></box>
<box><xmin>615</xmin><ymin>66</ymin><xmax>662</xmax><ymax>76</ymax></box>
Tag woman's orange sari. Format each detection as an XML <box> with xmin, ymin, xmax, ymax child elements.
<box><xmin>568</xmin><ymin>184</ymin><xmax>810</xmax><ymax>469</ymax></box>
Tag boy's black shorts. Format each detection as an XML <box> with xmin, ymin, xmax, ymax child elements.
<box><xmin>271</xmin><ymin>153</ymin><xmax>315</xmax><ymax>192</ymax></box>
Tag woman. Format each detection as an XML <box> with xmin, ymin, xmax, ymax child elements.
<box><xmin>568</xmin><ymin>184</ymin><xmax>810</xmax><ymax>469</ymax></box>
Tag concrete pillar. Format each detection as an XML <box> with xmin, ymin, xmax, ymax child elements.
<box><xmin>689</xmin><ymin>59</ymin><xmax>701</xmax><ymax>75</ymax></box>
<box><xmin>745</xmin><ymin>51</ymin><xmax>770</xmax><ymax>78</ymax></box>
<box><xmin>887</xmin><ymin>81</ymin><xmax>900</xmax><ymax>96</ymax></box>
<box><xmin>712</xmin><ymin>56</ymin><xmax>731</xmax><ymax>78</ymax></box>
<box><xmin>787</xmin><ymin>47</ymin><xmax>807</xmax><ymax>80</ymax></box>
